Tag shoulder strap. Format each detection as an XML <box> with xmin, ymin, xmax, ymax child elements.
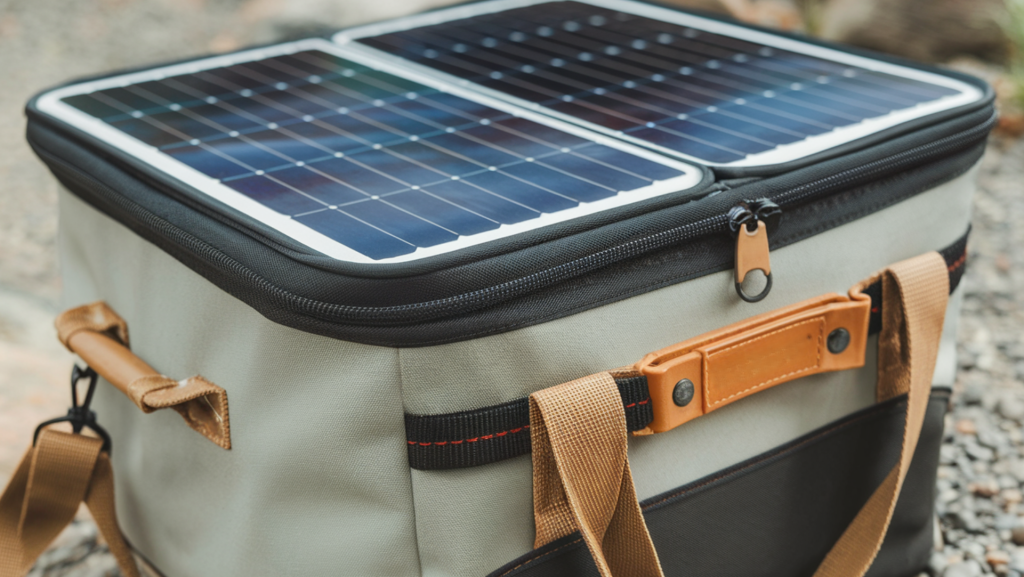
<box><xmin>0</xmin><ymin>430</ymin><xmax>140</xmax><ymax>577</ymax></box>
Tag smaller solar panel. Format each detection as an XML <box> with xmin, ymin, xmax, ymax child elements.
<box><xmin>339</xmin><ymin>0</ymin><xmax>984</xmax><ymax>167</ymax></box>
<box><xmin>38</xmin><ymin>39</ymin><xmax>702</xmax><ymax>263</ymax></box>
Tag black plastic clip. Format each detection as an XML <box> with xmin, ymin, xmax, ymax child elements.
<box><xmin>33</xmin><ymin>365</ymin><xmax>112</xmax><ymax>454</ymax></box>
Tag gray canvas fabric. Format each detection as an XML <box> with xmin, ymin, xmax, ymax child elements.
<box><xmin>59</xmin><ymin>191</ymin><xmax>420</xmax><ymax>577</ymax></box>
<box><xmin>56</xmin><ymin>163</ymin><xmax>974</xmax><ymax>577</ymax></box>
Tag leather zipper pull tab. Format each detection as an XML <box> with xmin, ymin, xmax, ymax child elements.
<box><xmin>735</xmin><ymin>220</ymin><xmax>772</xmax><ymax>302</ymax></box>
<box><xmin>728</xmin><ymin>199</ymin><xmax>780</xmax><ymax>303</ymax></box>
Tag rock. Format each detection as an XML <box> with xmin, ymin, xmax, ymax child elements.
<box><xmin>965</xmin><ymin>442</ymin><xmax>995</xmax><ymax>462</ymax></box>
<box><xmin>958</xmin><ymin>419</ymin><xmax>979</xmax><ymax>435</ymax></box>
<box><xmin>970</xmin><ymin>479</ymin><xmax>1001</xmax><ymax>498</ymax></box>
<box><xmin>1011</xmin><ymin>524</ymin><xmax>1024</xmax><ymax>546</ymax></box>
<box><xmin>995</xmin><ymin>514</ymin><xmax>1021</xmax><ymax>531</ymax></box>
<box><xmin>990</xmin><ymin>550</ymin><xmax>1012</xmax><ymax>567</ymax></box>
<box><xmin>944</xmin><ymin>560</ymin><xmax>983</xmax><ymax>577</ymax></box>
<box><xmin>1010</xmin><ymin>549</ymin><xmax>1024</xmax><ymax>572</ymax></box>
<box><xmin>1003</xmin><ymin>489</ymin><xmax>1023</xmax><ymax>505</ymax></box>
<box><xmin>941</xmin><ymin>444</ymin><xmax>961</xmax><ymax>465</ymax></box>
<box><xmin>1000</xmin><ymin>398</ymin><xmax>1024</xmax><ymax>422</ymax></box>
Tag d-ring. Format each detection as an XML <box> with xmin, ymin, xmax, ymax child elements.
<box><xmin>735</xmin><ymin>270</ymin><xmax>772</xmax><ymax>303</ymax></box>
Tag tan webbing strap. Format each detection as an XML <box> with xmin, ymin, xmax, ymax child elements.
<box><xmin>0</xmin><ymin>430</ymin><xmax>140</xmax><ymax>577</ymax></box>
<box><xmin>814</xmin><ymin>251</ymin><xmax>949</xmax><ymax>577</ymax></box>
<box><xmin>530</xmin><ymin>372</ymin><xmax>664</xmax><ymax>577</ymax></box>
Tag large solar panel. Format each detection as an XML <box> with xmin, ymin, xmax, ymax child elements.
<box><xmin>37</xmin><ymin>38</ymin><xmax>702</xmax><ymax>263</ymax></box>
<box><xmin>338</xmin><ymin>0</ymin><xmax>984</xmax><ymax>167</ymax></box>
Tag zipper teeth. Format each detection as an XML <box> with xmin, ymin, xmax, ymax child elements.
<box><xmin>40</xmin><ymin>114</ymin><xmax>992</xmax><ymax>326</ymax></box>
<box><xmin>770</xmin><ymin>115</ymin><xmax>995</xmax><ymax>209</ymax></box>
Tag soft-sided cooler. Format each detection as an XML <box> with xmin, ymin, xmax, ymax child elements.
<box><xmin>0</xmin><ymin>2</ymin><xmax>996</xmax><ymax>576</ymax></box>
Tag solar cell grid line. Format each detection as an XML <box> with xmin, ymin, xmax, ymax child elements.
<box><xmin>343</xmin><ymin>0</ymin><xmax>983</xmax><ymax>166</ymax></box>
<box><xmin>422</xmin><ymin>12</ymin><xmax>906</xmax><ymax>125</ymax></box>
<box><xmin>44</xmin><ymin>39</ymin><xmax>701</xmax><ymax>262</ymax></box>
<box><xmin>368</xmin><ymin>18</ymin><xmax>872</xmax><ymax>140</ymax></box>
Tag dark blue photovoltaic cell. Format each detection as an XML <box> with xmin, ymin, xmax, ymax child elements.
<box><xmin>358</xmin><ymin>0</ymin><xmax>965</xmax><ymax>164</ymax></box>
<box><xmin>385</xmin><ymin>190</ymin><xmax>499</xmax><ymax>236</ymax></box>
<box><xmin>422</xmin><ymin>180</ymin><xmax>539</xmax><ymax>223</ymax></box>
<box><xmin>62</xmin><ymin>49</ymin><xmax>686</xmax><ymax>260</ymax></box>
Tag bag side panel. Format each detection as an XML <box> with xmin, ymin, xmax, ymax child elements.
<box><xmin>403</xmin><ymin>166</ymin><xmax>975</xmax><ymax>577</ymax></box>
<box><xmin>58</xmin><ymin>189</ymin><xmax>420</xmax><ymax>577</ymax></box>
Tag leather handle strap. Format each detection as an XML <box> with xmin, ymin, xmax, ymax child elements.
<box><xmin>813</xmin><ymin>251</ymin><xmax>949</xmax><ymax>577</ymax></box>
<box><xmin>0</xmin><ymin>430</ymin><xmax>140</xmax><ymax>577</ymax></box>
<box><xmin>56</xmin><ymin>302</ymin><xmax>231</xmax><ymax>449</ymax></box>
<box><xmin>530</xmin><ymin>373</ymin><xmax>664</xmax><ymax>577</ymax></box>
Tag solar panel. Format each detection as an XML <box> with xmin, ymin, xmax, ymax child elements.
<box><xmin>38</xmin><ymin>39</ymin><xmax>702</xmax><ymax>263</ymax></box>
<box><xmin>338</xmin><ymin>0</ymin><xmax>984</xmax><ymax>167</ymax></box>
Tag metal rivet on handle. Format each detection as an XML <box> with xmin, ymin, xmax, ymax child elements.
<box><xmin>673</xmin><ymin>379</ymin><xmax>695</xmax><ymax>407</ymax></box>
<box><xmin>827</xmin><ymin>328</ymin><xmax>851</xmax><ymax>354</ymax></box>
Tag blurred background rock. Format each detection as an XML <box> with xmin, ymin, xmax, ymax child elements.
<box><xmin>0</xmin><ymin>0</ymin><xmax>1021</xmax><ymax>575</ymax></box>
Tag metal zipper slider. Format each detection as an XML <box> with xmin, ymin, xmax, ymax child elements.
<box><xmin>728</xmin><ymin>199</ymin><xmax>782</xmax><ymax>303</ymax></box>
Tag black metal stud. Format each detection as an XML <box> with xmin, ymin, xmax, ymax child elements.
<box><xmin>827</xmin><ymin>328</ymin><xmax>851</xmax><ymax>354</ymax></box>
<box><xmin>673</xmin><ymin>378</ymin><xmax>695</xmax><ymax>407</ymax></box>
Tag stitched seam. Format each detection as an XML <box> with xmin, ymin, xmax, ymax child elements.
<box><xmin>495</xmin><ymin>539</ymin><xmax>583</xmax><ymax>577</ymax></box>
<box><xmin>407</xmin><ymin>399</ymin><xmax>648</xmax><ymax>447</ymax></box>
<box><xmin>705</xmin><ymin>318</ymin><xmax>824</xmax><ymax>408</ymax></box>
<box><xmin>408</xmin><ymin>425</ymin><xmax>530</xmax><ymax>447</ymax></box>
<box><xmin>948</xmin><ymin>251</ymin><xmax>966</xmax><ymax>272</ymax></box>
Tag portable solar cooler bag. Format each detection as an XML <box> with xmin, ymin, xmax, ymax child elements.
<box><xmin>0</xmin><ymin>1</ymin><xmax>996</xmax><ymax>576</ymax></box>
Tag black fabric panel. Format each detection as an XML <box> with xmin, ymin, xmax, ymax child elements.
<box><xmin>487</xmin><ymin>390</ymin><xmax>949</xmax><ymax>577</ymax></box>
<box><xmin>406</xmin><ymin>374</ymin><xmax>652</xmax><ymax>470</ymax></box>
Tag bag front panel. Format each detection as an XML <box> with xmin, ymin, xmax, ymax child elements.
<box><xmin>401</xmin><ymin>166</ymin><xmax>974</xmax><ymax>577</ymax></box>
<box><xmin>59</xmin><ymin>190</ymin><xmax>420</xmax><ymax>577</ymax></box>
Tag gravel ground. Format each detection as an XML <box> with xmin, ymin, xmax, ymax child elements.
<box><xmin>0</xmin><ymin>1</ymin><xmax>1022</xmax><ymax>576</ymax></box>
<box><xmin>929</xmin><ymin>135</ymin><xmax>1024</xmax><ymax>577</ymax></box>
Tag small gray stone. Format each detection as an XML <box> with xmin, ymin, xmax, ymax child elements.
<box><xmin>965</xmin><ymin>442</ymin><xmax>995</xmax><ymax>462</ymax></box>
<box><xmin>1010</xmin><ymin>549</ymin><xmax>1024</xmax><ymax>572</ymax></box>
<box><xmin>944</xmin><ymin>560</ymin><xmax>983</xmax><ymax>577</ymax></box>
<box><xmin>1000</xmin><ymin>398</ymin><xmax>1024</xmax><ymax>421</ymax></box>
<box><xmin>994</xmin><ymin>514</ymin><xmax>1021</xmax><ymax>531</ymax></box>
<box><xmin>1011</xmin><ymin>524</ymin><xmax>1024</xmax><ymax>546</ymax></box>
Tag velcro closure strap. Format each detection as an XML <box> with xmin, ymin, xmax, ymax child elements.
<box><xmin>636</xmin><ymin>293</ymin><xmax>871</xmax><ymax>434</ymax></box>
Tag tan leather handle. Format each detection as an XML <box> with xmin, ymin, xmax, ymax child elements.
<box><xmin>66</xmin><ymin>330</ymin><xmax>158</xmax><ymax>393</ymax></box>
<box><xmin>530</xmin><ymin>251</ymin><xmax>950</xmax><ymax>577</ymax></box>
<box><xmin>636</xmin><ymin>292</ymin><xmax>870</xmax><ymax>434</ymax></box>
<box><xmin>56</xmin><ymin>302</ymin><xmax>231</xmax><ymax>450</ymax></box>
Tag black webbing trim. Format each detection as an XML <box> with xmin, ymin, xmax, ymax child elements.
<box><xmin>407</xmin><ymin>230</ymin><xmax>969</xmax><ymax>471</ymax></box>
<box><xmin>865</xmin><ymin>227</ymin><xmax>969</xmax><ymax>335</ymax></box>
<box><xmin>406</xmin><ymin>374</ymin><xmax>651</xmax><ymax>470</ymax></box>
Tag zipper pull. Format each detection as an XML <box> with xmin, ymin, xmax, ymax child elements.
<box><xmin>728</xmin><ymin>199</ymin><xmax>782</xmax><ymax>303</ymax></box>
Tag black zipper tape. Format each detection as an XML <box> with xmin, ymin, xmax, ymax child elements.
<box><xmin>31</xmin><ymin>106</ymin><xmax>993</xmax><ymax>345</ymax></box>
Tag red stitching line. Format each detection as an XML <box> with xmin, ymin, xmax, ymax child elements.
<box><xmin>407</xmin><ymin>425</ymin><xmax>530</xmax><ymax>447</ymax></box>
<box><xmin>406</xmin><ymin>397</ymin><xmax>651</xmax><ymax>448</ymax></box>
<box><xmin>948</xmin><ymin>251</ymin><xmax>967</xmax><ymax>273</ymax></box>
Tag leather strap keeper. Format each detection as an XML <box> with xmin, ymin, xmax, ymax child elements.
<box><xmin>55</xmin><ymin>302</ymin><xmax>231</xmax><ymax>450</ymax></box>
<box><xmin>635</xmin><ymin>293</ymin><xmax>871</xmax><ymax>435</ymax></box>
